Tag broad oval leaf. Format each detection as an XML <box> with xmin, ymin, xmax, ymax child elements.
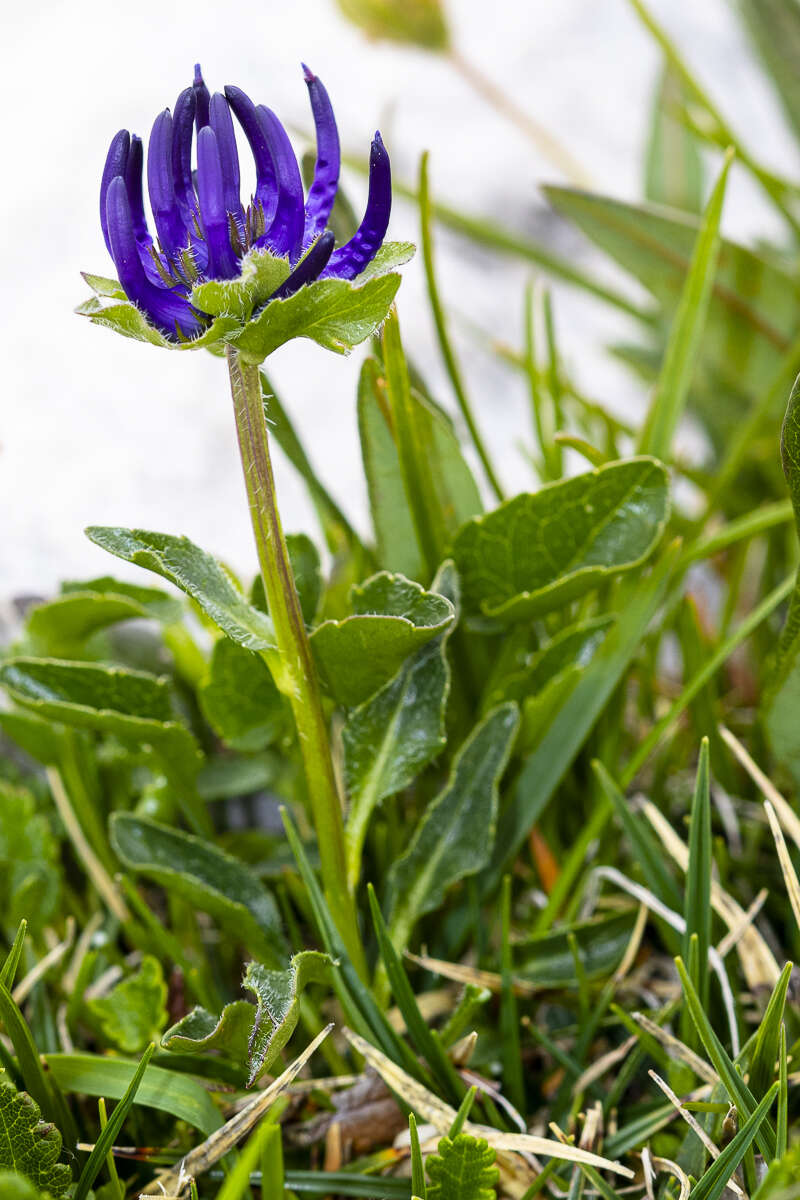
<box><xmin>310</xmin><ymin>571</ymin><xmax>455</xmax><ymax>707</ymax></box>
<box><xmin>451</xmin><ymin>457</ymin><xmax>669</xmax><ymax>621</ymax></box>
<box><xmin>85</xmin><ymin>527</ymin><xmax>276</xmax><ymax>653</ymax></box>
<box><xmin>387</xmin><ymin>703</ymin><xmax>519</xmax><ymax>949</ymax></box>
<box><xmin>343</xmin><ymin>560</ymin><xmax>458</xmax><ymax>886</ymax></box>
<box><xmin>110</xmin><ymin>813</ymin><xmax>287</xmax><ymax>964</ymax></box>
<box><xmin>199</xmin><ymin>639</ymin><xmax>287</xmax><ymax>752</ymax></box>
<box><xmin>0</xmin><ymin>658</ymin><xmax>204</xmax><ymax>829</ymax></box>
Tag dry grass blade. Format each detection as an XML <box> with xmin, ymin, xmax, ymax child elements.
<box><xmin>764</xmin><ymin>800</ymin><xmax>800</xmax><ymax>930</ymax></box>
<box><xmin>648</xmin><ymin>1070</ymin><xmax>744</xmax><ymax>1196</ymax></box>
<box><xmin>632</xmin><ymin>1012</ymin><xmax>717</xmax><ymax>1084</ymax></box>
<box><xmin>573</xmin><ymin>1036</ymin><xmax>637</xmax><ymax>1095</ymax></box>
<box><xmin>642</xmin><ymin>799</ymin><xmax>779</xmax><ymax>988</ymax></box>
<box><xmin>719</xmin><ymin>725</ymin><xmax>800</xmax><ymax>850</ymax></box>
<box><xmin>716</xmin><ymin>888</ymin><xmax>768</xmax><ymax>959</ymax></box>
<box><xmin>343</xmin><ymin>1028</ymin><xmax>634</xmax><ymax>1178</ymax></box>
<box><xmin>404</xmin><ymin>951</ymin><xmax>536</xmax><ymax>994</ymax></box>
<box><xmin>650</xmin><ymin>1154</ymin><xmax>691</xmax><ymax>1200</ymax></box>
<box><xmin>144</xmin><ymin>1024</ymin><xmax>333</xmax><ymax>1197</ymax></box>
<box><xmin>47</xmin><ymin>766</ymin><xmax>130</xmax><ymax>923</ymax></box>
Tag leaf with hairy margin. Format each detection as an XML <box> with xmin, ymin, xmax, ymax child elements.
<box><xmin>0</xmin><ymin>1077</ymin><xmax>70</xmax><ymax>1197</ymax></box>
<box><xmin>387</xmin><ymin>703</ymin><xmax>519</xmax><ymax>949</ymax></box>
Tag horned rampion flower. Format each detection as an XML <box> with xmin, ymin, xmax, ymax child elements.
<box><xmin>78</xmin><ymin>64</ymin><xmax>412</xmax><ymax>361</ymax></box>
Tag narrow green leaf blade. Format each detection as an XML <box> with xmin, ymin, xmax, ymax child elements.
<box><xmin>639</xmin><ymin>150</ymin><xmax>732</xmax><ymax>459</ymax></box>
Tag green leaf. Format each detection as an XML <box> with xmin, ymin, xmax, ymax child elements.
<box><xmin>592</xmin><ymin>761</ymin><xmax>682</xmax><ymax>910</ymax></box>
<box><xmin>0</xmin><ymin>782</ymin><xmax>60</xmax><ymax>931</ymax></box>
<box><xmin>161</xmin><ymin>1000</ymin><xmax>255</xmax><ymax>1067</ymax></box>
<box><xmin>110</xmin><ymin>813</ymin><xmax>287</xmax><ymax>964</ymax></box>
<box><xmin>190</xmin><ymin>246</ymin><xmax>291</xmax><ymax>319</ymax></box>
<box><xmin>243</xmin><ymin>951</ymin><xmax>334</xmax><ymax>1084</ymax></box>
<box><xmin>0</xmin><ymin>1077</ymin><xmax>70</xmax><ymax>1197</ymax></box>
<box><xmin>358</xmin><ymin>356</ymin><xmax>483</xmax><ymax>580</ymax></box>
<box><xmin>488</xmin><ymin>540</ymin><xmax>679</xmax><ymax>882</ymax></box>
<box><xmin>87</xmin><ymin>956</ymin><xmax>167</xmax><ymax>1053</ymax></box>
<box><xmin>645</xmin><ymin>63</ymin><xmax>705</xmax><ymax>213</ymax></box>
<box><xmin>515</xmin><ymin>910</ymin><xmax>638</xmax><ymax>989</ymax></box>
<box><xmin>683</xmin><ymin>739</ymin><xmax>712</xmax><ymax>1009</ymax></box>
<box><xmin>487</xmin><ymin>615</ymin><xmax>615</xmax><ymax>707</ymax></box>
<box><xmin>748</xmin><ymin>961</ymin><xmax>793</xmax><ymax>1100</ymax></box>
<box><xmin>310</xmin><ymin>572</ymin><xmax>455</xmax><ymax>707</ymax></box>
<box><xmin>229</xmin><ymin>272</ymin><xmax>402</xmax><ymax>364</ymax></box>
<box><xmin>60</xmin><ymin>574</ymin><xmax>183</xmax><ymax>623</ymax></box>
<box><xmin>675</xmin><ymin>956</ymin><xmax>776</xmax><ymax>1160</ymax></box>
<box><xmin>388</xmin><ymin>703</ymin><xmax>519</xmax><ymax>948</ymax></box>
<box><xmin>358</xmin><ymin>356</ymin><xmax>425</xmax><ymax>579</ymax></box>
<box><xmin>426</xmin><ymin>1133</ymin><xmax>499</xmax><ymax>1200</ymax></box>
<box><xmin>0</xmin><ymin>658</ymin><xmax>206</xmax><ymax>833</ymax></box>
<box><xmin>544</xmin><ymin>186</ymin><xmax>800</xmax><ymax>407</ymax></box>
<box><xmin>343</xmin><ymin>559</ymin><xmax>457</xmax><ymax>887</ymax></box>
<box><xmin>44</xmin><ymin>1052</ymin><xmax>221</xmax><ymax>1134</ymax></box>
<box><xmin>336</xmin><ymin>0</ymin><xmax>449</xmax><ymax>49</ymax></box>
<box><xmin>638</xmin><ymin>150</ymin><xmax>732</xmax><ymax>460</ymax></box>
<box><xmin>368</xmin><ymin>884</ymin><xmax>463</xmax><ymax>1102</ymax></box>
<box><xmin>25</xmin><ymin>592</ymin><xmax>160</xmax><ymax>657</ymax></box>
<box><xmin>85</xmin><ymin>527</ymin><xmax>276</xmax><ymax>653</ymax></box>
<box><xmin>199</xmin><ymin>638</ymin><xmax>286</xmax><ymax>752</ymax></box>
<box><xmin>73</xmin><ymin>1043</ymin><xmax>155</xmax><ymax>1200</ymax></box>
<box><xmin>250</xmin><ymin>533</ymin><xmax>323</xmax><ymax>627</ymax></box>
<box><xmin>764</xmin><ymin>377</ymin><xmax>800</xmax><ymax>783</ymax></box>
<box><xmin>0</xmin><ymin>1172</ymin><xmax>49</xmax><ymax>1199</ymax></box>
<box><xmin>452</xmin><ymin>458</ymin><xmax>669</xmax><ymax>621</ymax></box>
<box><xmin>740</xmin><ymin>0</ymin><xmax>800</xmax><ymax>146</ymax></box>
<box><xmin>76</xmin><ymin>294</ymin><xmax>239</xmax><ymax>351</ymax></box>
<box><xmin>688</xmin><ymin>1083</ymin><xmax>778</xmax><ymax>1200</ymax></box>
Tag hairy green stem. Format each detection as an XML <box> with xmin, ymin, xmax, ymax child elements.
<box><xmin>226</xmin><ymin>347</ymin><xmax>365</xmax><ymax>978</ymax></box>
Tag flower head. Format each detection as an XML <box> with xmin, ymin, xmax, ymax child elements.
<box><xmin>96</xmin><ymin>64</ymin><xmax>394</xmax><ymax>343</ymax></box>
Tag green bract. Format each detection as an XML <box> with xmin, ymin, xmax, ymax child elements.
<box><xmin>77</xmin><ymin>242</ymin><xmax>414</xmax><ymax>362</ymax></box>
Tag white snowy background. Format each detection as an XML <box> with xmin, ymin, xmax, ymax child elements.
<box><xmin>1</xmin><ymin>0</ymin><xmax>795</xmax><ymax>599</ymax></box>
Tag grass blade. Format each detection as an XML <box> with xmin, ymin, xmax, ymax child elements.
<box><xmin>639</xmin><ymin>150</ymin><xmax>732</xmax><ymax>460</ymax></box>
<box><xmin>73</xmin><ymin>1043</ymin><xmax>155</xmax><ymax>1200</ymax></box>
<box><xmin>688</xmin><ymin>1082</ymin><xmax>778</xmax><ymax>1200</ymax></box>
<box><xmin>683</xmin><ymin>739</ymin><xmax>712</xmax><ymax>1009</ymax></box>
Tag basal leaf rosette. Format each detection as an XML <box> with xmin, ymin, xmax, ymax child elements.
<box><xmin>77</xmin><ymin>62</ymin><xmax>414</xmax><ymax>361</ymax></box>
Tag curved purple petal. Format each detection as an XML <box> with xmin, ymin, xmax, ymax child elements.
<box><xmin>261</xmin><ymin>230</ymin><xmax>335</xmax><ymax>309</ymax></box>
<box><xmin>302</xmin><ymin>65</ymin><xmax>340</xmax><ymax>245</ymax></box>
<box><xmin>124</xmin><ymin>136</ymin><xmax>151</xmax><ymax>244</ymax></box>
<box><xmin>224</xmin><ymin>85</ymin><xmax>278</xmax><ymax>222</ymax></box>
<box><xmin>255</xmin><ymin>105</ymin><xmax>305</xmax><ymax>262</ymax></box>
<box><xmin>209</xmin><ymin>92</ymin><xmax>243</xmax><ymax>220</ymax></box>
<box><xmin>147</xmin><ymin>109</ymin><xmax>190</xmax><ymax>258</ymax></box>
<box><xmin>172</xmin><ymin>86</ymin><xmax>197</xmax><ymax>222</ymax></box>
<box><xmin>196</xmin><ymin>126</ymin><xmax>240</xmax><ymax>280</ymax></box>
<box><xmin>321</xmin><ymin>132</ymin><xmax>391</xmax><ymax>280</ymax></box>
<box><xmin>106</xmin><ymin>176</ymin><xmax>203</xmax><ymax>339</ymax></box>
<box><xmin>100</xmin><ymin>130</ymin><xmax>130</xmax><ymax>253</ymax></box>
<box><xmin>193</xmin><ymin>63</ymin><xmax>210</xmax><ymax>131</ymax></box>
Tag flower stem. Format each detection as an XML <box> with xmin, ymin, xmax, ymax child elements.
<box><xmin>226</xmin><ymin>347</ymin><xmax>365</xmax><ymax>978</ymax></box>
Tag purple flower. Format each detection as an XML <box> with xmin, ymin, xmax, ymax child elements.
<box><xmin>100</xmin><ymin>65</ymin><xmax>392</xmax><ymax>341</ymax></box>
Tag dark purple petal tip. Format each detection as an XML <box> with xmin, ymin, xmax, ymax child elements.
<box><xmin>321</xmin><ymin>130</ymin><xmax>391</xmax><ymax>280</ymax></box>
<box><xmin>98</xmin><ymin>63</ymin><xmax>396</xmax><ymax>339</ymax></box>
